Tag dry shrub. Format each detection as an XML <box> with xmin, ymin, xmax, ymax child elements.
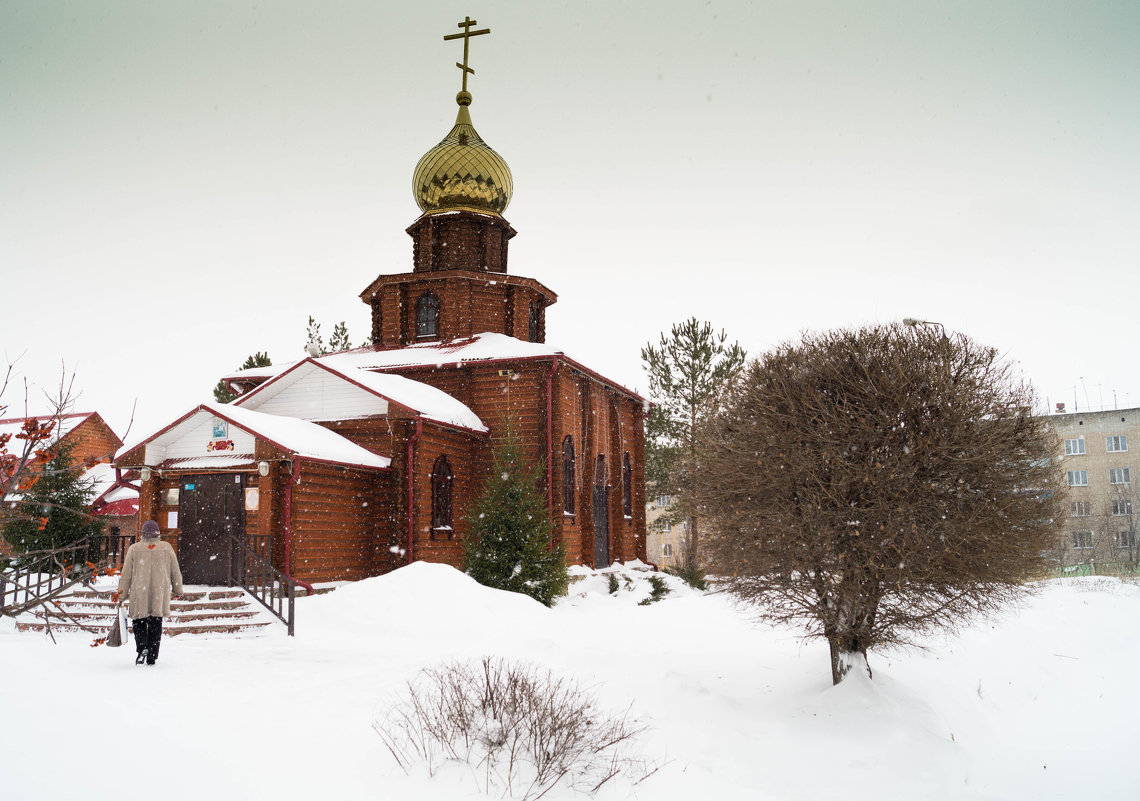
<box><xmin>374</xmin><ymin>657</ymin><xmax>656</xmax><ymax>799</ymax></box>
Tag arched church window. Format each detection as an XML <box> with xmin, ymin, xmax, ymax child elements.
<box><xmin>416</xmin><ymin>292</ymin><xmax>440</xmax><ymax>339</ymax></box>
<box><xmin>622</xmin><ymin>452</ymin><xmax>632</xmax><ymax>518</ymax></box>
<box><xmin>561</xmin><ymin>435</ymin><xmax>576</xmax><ymax>516</ymax></box>
<box><xmin>431</xmin><ymin>454</ymin><xmax>453</xmax><ymax>534</ymax></box>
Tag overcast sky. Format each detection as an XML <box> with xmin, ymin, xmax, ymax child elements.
<box><xmin>2</xmin><ymin>1</ymin><xmax>1138</xmax><ymax>441</ymax></box>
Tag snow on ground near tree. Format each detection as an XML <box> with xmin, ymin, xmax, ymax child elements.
<box><xmin>1</xmin><ymin>564</ymin><xmax>1136</xmax><ymax>800</ymax></box>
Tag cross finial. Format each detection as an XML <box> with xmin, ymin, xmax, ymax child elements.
<box><xmin>443</xmin><ymin>16</ymin><xmax>490</xmax><ymax>100</ymax></box>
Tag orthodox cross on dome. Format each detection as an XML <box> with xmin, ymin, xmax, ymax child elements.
<box><xmin>443</xmin><ymin>16</ymin><xmax>490</xmax><ymax>97</ymax></box>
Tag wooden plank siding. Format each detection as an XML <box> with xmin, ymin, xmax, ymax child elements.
<box><xmin>289</xmin><ymin>461</ymin><xmax>394</xmax><ymax>583</ymax></box>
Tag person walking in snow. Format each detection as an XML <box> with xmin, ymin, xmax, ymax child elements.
<box><xmin>114</xmin><ymin>520</ymin><xmax>183</xmax><ymax>665</ymax></box>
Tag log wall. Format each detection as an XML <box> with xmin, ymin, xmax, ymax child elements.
<box><xmin>288</xmin><ymin>462</ymin><xmax>394</xmax><ymax>583</ymax></box>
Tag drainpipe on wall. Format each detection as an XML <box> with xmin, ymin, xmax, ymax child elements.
<box><xmin>406</xmin><ymin>418</ymin><xmax>423</xmax><ymax>565</ymax></box>
<box><xmin>545</xmin><ymin>356</ymin><xmax>561</xmax><ymax>549</ymax></box>
<box><xmin>283</xmin><ymin>456</ymin><xmax>315</xmax><ymax>595</ymax></box>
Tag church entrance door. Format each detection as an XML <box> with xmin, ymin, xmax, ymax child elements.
<box><xmin>179</xmin><ymin>473</ymin><xmax>244</xmax><ymax>585</ymax></box>
<box><xmin>592</xmin><ymin>455</ymin><xmax>609</xmax><ymax>568</ymax></box>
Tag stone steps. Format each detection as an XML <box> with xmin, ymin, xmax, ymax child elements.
<box><xmin>12</xmin><ymin>585</ymin><xmax>280</xmax><ymax>639</ymax></box>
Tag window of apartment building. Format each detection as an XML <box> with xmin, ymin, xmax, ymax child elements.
<box><xmin>1072</xmin><ymin>531</ymin><xmax>1093</xmax><ymax>549</ymax></box>
<box><xmin>1111</xmin><ymin>499</ymin><xmax>1133</xmax><ymax>516</ymax></box>
<box><xmin>656</xmin><ymin>494</ymin><xmax>671</xmax><ymax>508</ymax></box>
<box><xmin>663</xmin><ymin>521</ymin><xmax>672</xmax><ymax>533</ymax></box>
<box><xmin>1106</xmin><ymin>435</ymin><xmax>1128</xmax><ymax>453</ymax></box>
<box><xmin>1065</xmin><ymin>437</ymin><xmax>1086</xmax><ymax>455</ymax></box>
<box><xmin>1066</xmin><ymin>470</ymin><xmax>1088</xmax><ymax>487</ymax></box>
<box><xmin>1116</xmin><ymin>530</ymin><xmax>1136</xmax><ymax>549</ymax></box>
<box><xmin>1070</xmin><ymin>501</ymin><xmax>1091</xmax><ymax>517</ymax></box>
<box><xmin>1109</xmin><ymin>467</ymin><xmax>1131</xmax><ymax>485</ymax></box>
<box><xmin>662</xmin><ymin>543</ymin><xmax>673</xmax><ymax>557</ymax></box>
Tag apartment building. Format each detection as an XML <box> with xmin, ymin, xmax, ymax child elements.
<box><xmin>1051</xmin><ymin>405</ymin><xmax>1138</xmax><ymax>570</ymax></box>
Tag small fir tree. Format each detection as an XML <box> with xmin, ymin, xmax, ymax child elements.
<box><xmin>464</xmin><ymin>430</ymin><xmax>568</xmax><ymax>607</ymax></box>
<box><xmin>3</xmin><ymin>438</ymin><xmax>103</xmax><ymax>554</ymax></box>
<box><xmin>213</xmin><ymin>352</ymin><xmax>272</xmax><ymax>403</ymax></box>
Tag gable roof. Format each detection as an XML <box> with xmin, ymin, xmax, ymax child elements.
<box><xmin>0</xmin><ymin>411</ymin><xmax>108</xmax><ymax>447</ymax></box>
<box><xmin>234</xmin><ymin>358</ymin><xmax>487</xmax><ymax>433</ymax></box>
<box><xmin>117</xmin><ymin>402</ymin><xmax>391</xmax><ymax>471</ymax></box>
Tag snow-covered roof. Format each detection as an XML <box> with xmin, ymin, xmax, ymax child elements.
<box><xmin>321</xmin><ymin>332</ymin><xmax>563</xmax><ymax>372</ymax></box>
<box><xmin>117</xmin><ymin>402</ymin><xmax>391</xmax><ymax>471</ymax></box>
<box><xmin>294</xmin><ymin>360</ymin><xmax>487</xmax><ymax>432</ymax></box>
<box><xmin>83</xmin><ymin>462</ymin><xmax>121</xmax><ymax>502</ymax></box>
<box><xmin>0</xmin><ymin>412</ymin><xmax>100</xmax><ymax>449</ymax></box>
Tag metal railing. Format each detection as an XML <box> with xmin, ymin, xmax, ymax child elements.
<box><xmin>0</xmin><ymin>539</ymin><xmax>106</xmax><ymax>617</ymax></box>
<box><xmin>228</xmin><ymin>533</ymin><xmax>297</xmax><ymax>636</ymax></box>
<box><xmin>2</xmin><ymin>532</ymin><xmax>299</xmax><ymax>637</ymax></box>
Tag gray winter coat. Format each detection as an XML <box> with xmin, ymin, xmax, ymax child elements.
<box><xmin>118</xmin><ymin>540</ymin><xmax>183</xmax><ymax>619</ymax></box>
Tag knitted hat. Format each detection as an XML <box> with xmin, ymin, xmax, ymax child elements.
<box><xmin>141</xmin><ymin>520</ymin><xmax>161</xmax><ymax>539</ymax></box>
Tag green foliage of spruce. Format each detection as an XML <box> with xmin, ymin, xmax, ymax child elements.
<box><xmin>464</xmin><ymin>430</ymin><xmax>568</xmax><ymax>607</ymax></box>
<box><xmin>2</xmin><ymin>438</ymin><xmax>102</xmax><ymax>554</ymax></box>
<box><xmin>666</xmin><ymin>563</ymin><xmax>709</xmax><ymax>591</ymax></box>
<box><xmin>213</xmin><ymin>352</ymin><xmax>272</xmax><ymax>403</ymax></box>
<box><xmin>638</xmin><ymin>574</ymin><xmax>672</xmax><ymax>606</ymax></box>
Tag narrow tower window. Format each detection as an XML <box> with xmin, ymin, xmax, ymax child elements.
<box><xmin>416</xmin><ymin>292</ymin><xmax>440</xmax><ymax>339</ymax></box>
<box><xmin>528</xmin><ymin>301</ymin><xmax>539</xmax><ymax>342</ymax></box>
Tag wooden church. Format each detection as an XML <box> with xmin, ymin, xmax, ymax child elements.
<box><xmin>115</xmin><ymin>20</ymin><xmax>648</xmax><ymax>587</ymax></box>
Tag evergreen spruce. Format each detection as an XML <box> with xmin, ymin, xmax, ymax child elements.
<box><xmin>2</xmin><ymin>438</ymin><xmax>102</xmax><ymax>554</ymax></box>
<box><xmin>464</xmin><ymin>429</ymin><xmax>568</xmax><ymax>607</ymax></box>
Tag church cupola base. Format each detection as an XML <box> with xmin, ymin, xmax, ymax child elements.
<box><xmin>408</xmin><ymin>210</ymin><xmax>516</xmax><ymax>274</ymax></box>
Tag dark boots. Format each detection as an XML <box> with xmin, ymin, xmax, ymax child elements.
<box><xmin>132</xmin><ymin>616</ymin><xmax>163</xmax><ymax>665</ymax></box>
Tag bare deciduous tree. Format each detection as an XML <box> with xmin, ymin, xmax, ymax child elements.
<box><xmin>695</xmin><ymin>323</ymin><xmax>1064</xmax><ymax>685</ymax></box>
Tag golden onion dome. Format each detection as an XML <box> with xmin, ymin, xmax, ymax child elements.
<box><xmin>413</xmin><ymin>92</ymin><xmax>513</xmax><ymax>216</ymax></box>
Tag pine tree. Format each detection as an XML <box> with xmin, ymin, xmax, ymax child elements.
<box><xmin>304</xmin><ymin>315</ymin><xmax>325</xmax><ymax>356</ymax></box>
<box><xmin>641</xmin><ymin>318</ymin><xmax>746</xmax><ymax>576</ymax></box>
<box><xmin>2</xmin><ymin>438</ymin><xmax>103</xmax><ymax>554</ymax></box>
<box><xmin>464</xmin><ymin>429</ymin><xmax>568</xmax><ymax>607</ymax></box>
<box><xmin>213</xmin><ymin>352</ymin><xmax>272</xmax><ymax>403</ymax></box>
<box><xmin>327</xmin><ymin>322</ymin><xmax>352</xmax><ymax>353</ymax></box>
<box><xmin>304</xmin><ymin>316</ymin><xmax>353</xmax><ymax>356</ymax></box>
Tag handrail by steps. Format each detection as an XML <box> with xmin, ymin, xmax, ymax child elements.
<box><xmin>0</xmin><ymin>540</ymin><xmax>106</xmax><ymax>618</ymax></box>
<box><xmin>227</xmin><ymin>533</ymin><xmax>297</xmax><ymax>636</ymax></box>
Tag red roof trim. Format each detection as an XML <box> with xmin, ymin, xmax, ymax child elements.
<box><xmin>94</xmin><ymin>498</ymin><xmax>140</xmax><ymax>517</ymax></box>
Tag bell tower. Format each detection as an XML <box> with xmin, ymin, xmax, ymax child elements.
<box><xmin>360</xmin><ymin>17</ymin><xmax>556</xmax><ymax>348</ymax></box>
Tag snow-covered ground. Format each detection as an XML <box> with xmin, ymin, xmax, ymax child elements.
<box><xmin>1</xmin><ymin>563</ymin><xmax>1135</xmax><ymax>800</ymax></box>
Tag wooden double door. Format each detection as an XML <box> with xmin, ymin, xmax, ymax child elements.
<box><xmin>179</xmin><ymin>474</ymin><xmax>245</xmax><ymax>585</ymax></box>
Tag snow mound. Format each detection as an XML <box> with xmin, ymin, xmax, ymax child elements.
<box><xmin>561</xmin><ymin>561</ymin><xmax>703</xmax><ymax>608</ymax></box>
<box><xmin>299</xmin><ymin>562</ymin><xmax>549</xmax><ymax>640</ymax></box>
